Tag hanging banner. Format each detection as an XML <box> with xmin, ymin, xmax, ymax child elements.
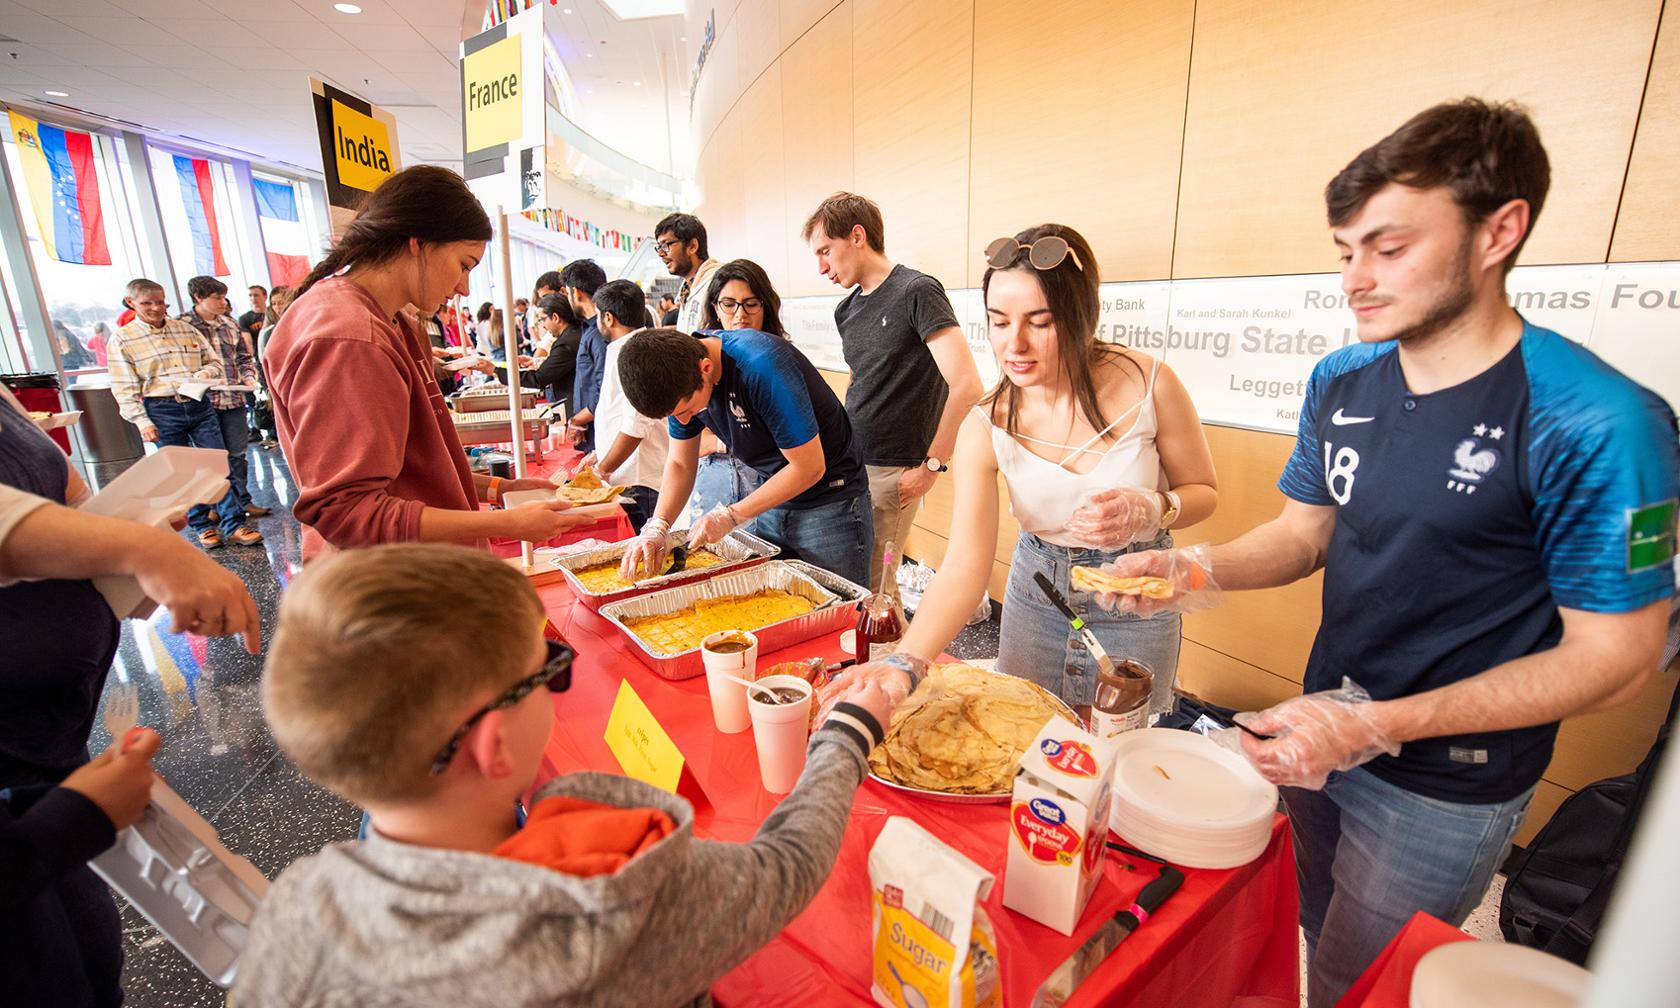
<box><xmin>518</xmin><ymin>207</ymin><xmax>642</xmax><ymax>253</ymax></box>
<box><xmin>309</xmin><ymin>78</ymin><xmax>401</xmax><ymax>235</ymax></box>
<box><xmin>461</xmin><ymin>5</ymin><xmax>545</xmax><ymax>209</ymax></box>
<box><xmin>5</xmin><ymin>111</ymin><xmax>111</xmax><ymax>266</ymax></box>
<box><xmin>782</xmin><ymin>263</ymin><xmax>1680</xmax><ymax>436</ymax></box>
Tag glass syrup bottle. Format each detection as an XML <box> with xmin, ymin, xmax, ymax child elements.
<box><xmin>1090</xmin><ymin>657</ymin><xmax>1153</xmax><ymax>740</ymax></box>
<box><xmin>855</xmin><ymin>540</ymin><xmax>905</xmax><ymax>664</ymax></box>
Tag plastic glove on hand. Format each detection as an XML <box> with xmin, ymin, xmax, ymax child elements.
<box><xmin>1082</xmin><ymin>544</ymin><xmax>1219</xmax><ymax>617</ymax></box>
<box><xmin>618</xmin><ymin>517</ymin><xmax>670</xmax><ymax>580</ymax></box>
<box><xmin>1234</xmin><ymin>678</ymin><xmax>1400</xmax><ymax>789</ymax></box>
<box><xmin>686</xmin><ymin>504</ymin><xmax>740</xmax><ymax>550</ymax></box>
<box><xmin>1065</xmin><ymin>487</ymin><xmax>1164</xmax><ymax>548</ymax></box>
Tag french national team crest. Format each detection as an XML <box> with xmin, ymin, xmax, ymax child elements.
<box><xmin>1446</xmin><ymin>423</ymin><xmax>1504</xmax><ymax>495</ymax></box>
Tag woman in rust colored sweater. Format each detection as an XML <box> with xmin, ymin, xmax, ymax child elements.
<box><xmin>268</xmin><ymin>166</ymin><xmax>587</xmax><ymax>560</ymax></box>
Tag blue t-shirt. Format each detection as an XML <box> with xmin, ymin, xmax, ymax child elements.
<box><xmin>1277</xmin><ymin>322</ymin><xmax>1677</xmax><ymax>802</ymax></box>
<box><xmin>668</xmin><ymin>329</ymin><xmax>866</xmax><ymax>510</ymax></box>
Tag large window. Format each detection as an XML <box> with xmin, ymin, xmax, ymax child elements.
<box><xmin>147</xmin><ymin>143</ymin><xmax>262</xmax><ymax>319</ymax></box>
<box><xmin>2</xmin><ymin>126</ymin><xmax>147</xmax><ymax>375</ymax></box>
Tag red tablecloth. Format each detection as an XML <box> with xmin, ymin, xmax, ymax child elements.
<box><xmin>485</xmin><ymin>443</ymin><xmax>636</xmax><ymax>554</ymax></box>
<box><xmin>1339</xmin><ymin>912</ymin><xmax>1472</xmax><ymax>1008</ymax></box>
<box><xmin>533</xmin><ymin>569</ymin><xmax>1300</xmax><ymax>1008</ymax></box>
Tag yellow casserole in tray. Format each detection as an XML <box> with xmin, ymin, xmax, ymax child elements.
<box><xmin>571</xmin><ymin>548</ymin><xmax>726</xmax><ymax>593</ymax></box>
<box><xmin>622</xmin><ymin>589</ymin><xmax>817</xmax><ymax>655</ymax></box>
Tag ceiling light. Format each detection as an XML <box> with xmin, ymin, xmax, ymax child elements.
<box><xmin>44</xmin><ymin>89</ymin><xmax>68</xmax><ymax>97</ymax></box>
<box><xmin>632</xmin><ymin>81</ymin><xmax>641</xmax><ymax>86</ymax></box>
<box><xmin>585</xmin><ymin>52</ymin><xmax>592</xmax><ymax>57</ymax></box>
<box><xmin>333</xmin><ymin>3</ymin><xmax>361</xmax><ymax>13</ymax></box>
<box><xmin>562</xmin><ymin>7</ymin><xmax>573</xmax><ymax>12</ymax></box>
<box><xmin>679</xmin><ymin>36</ymin><xmax>687</xmax><ymax>42</ymax></box>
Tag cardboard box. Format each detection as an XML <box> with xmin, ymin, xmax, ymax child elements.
<box><xmin>1001</xmin><ymin>716</ymin><xmax>1118</xmax><ymax>935</ymax></box>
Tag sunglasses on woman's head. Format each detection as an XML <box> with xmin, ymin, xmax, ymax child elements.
<box><xmin>429</xmin><ymin>640</ymin><xmax>573</xmax><ymax>775</ymax></box>
<box><xmin>984</xmin><ymin>235</ymin><xmax>1083</xmax><ymax>272</ymax></box>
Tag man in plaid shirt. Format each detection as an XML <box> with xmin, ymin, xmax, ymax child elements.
<box><xmin>108</xmin><ymin>277</ymin><xmax>262</xmax><ymax>548</ymax></box>
<box><xmin>182</xmin><ymin>275</ymin><xmax>270</xmax><ymax>519</ymax></box>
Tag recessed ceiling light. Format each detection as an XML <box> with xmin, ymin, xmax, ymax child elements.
<box><xmin>585</xmin><ymin>52</ymin><xmax>592</xmax><ymax>57</ymax></box>
<box><xmin>632</xmin><ymin>80</ymin><xmax>641</xmax><ymax>86</ymax></box>
<box><xmin>562</xmin><ymin>7</ymin><xmax>573</xmax><ymax>12</ymax></box>
<box><xmin>333</xmin><ymin>3</ymin><xmax>361</xmax><ymax>14</ymax></box>
<box><xmin>679</xmin><ymin>36</ymin><xmax>687</xmax><ymax>42</ymax></box>
<box><xmin>44</xmin><ymin>89</ymin><xmax>68</xmax><ymax>97</ymax></box>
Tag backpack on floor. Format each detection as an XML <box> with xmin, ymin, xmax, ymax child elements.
<box><xmin>1498</xmin><ymin>672</ymin><xmax>1676</xmax><ymax>964</ymax></box>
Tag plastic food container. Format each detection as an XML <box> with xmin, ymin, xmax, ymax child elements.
<box><xmin>599</xmin><ymin>560</ymin><xmax>867</xmax><ymax>680</ymax></box>
<box><xmin>553</xmin><ymin>528</ymin><xmax>781</xmax><ymax>611</ymax></box>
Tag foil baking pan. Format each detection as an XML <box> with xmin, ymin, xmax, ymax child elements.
<box><xmin>555</xmin><ymin>529</ymin><xmax>780</xmax><ymax>611</ymax></box>
<box><xmin>599</xmin><ymin>561</ymin><xmax>858</xmax><ymax>680</ymax></box>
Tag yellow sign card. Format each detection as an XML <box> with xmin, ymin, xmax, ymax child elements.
<box><xmin>462</xmin><ymin>32</ymin><xmax>524</xmax><ymax>152</ymax></box>
<box><xmin>329</xmin><ymin>99</ymin><xmax>394</xmax><ymax>193</ymax></box>
<box><xmin>604</xmin><ymin>679</ymin><xmax>686</xmax><ymax>794</ymax></box>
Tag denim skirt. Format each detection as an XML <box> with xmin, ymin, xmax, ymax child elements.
<box><xmin>995</xmin><ymin>530</ymin><xmax>1182</xmax><ymax>712</ymax></box>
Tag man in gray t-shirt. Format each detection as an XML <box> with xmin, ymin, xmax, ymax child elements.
<box><xmin>804</xmin><ymin>193</ymin><xmax>982</xmax><ymax>598</ymax></box>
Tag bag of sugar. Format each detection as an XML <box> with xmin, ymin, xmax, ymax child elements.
<box><xmin>869</xmin><ymin>816</ymin><xmax>1000</xmax><ymax>1008</ymax></box>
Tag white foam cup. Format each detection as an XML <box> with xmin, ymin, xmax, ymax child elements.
<box><xmin>701</xmin><ymin>630</ymin><xmax>758</xmax><ymax>734</ymax></box>
<box><xmin>748</xmin><ymin>674</ymin><xmax>813</xmax><ymax>794</ymax></box>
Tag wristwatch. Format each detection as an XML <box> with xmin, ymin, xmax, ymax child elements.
<box><xmin>925</xmin><ymin>457</ymin><xmax>949</xmax><ymax>473</ymax></box>
<box><xmin>878</xmin><ymin>651</ymin><xmax>927</xmax><ymax>692</ymax></box>
<box><xmin>1158</xmin><ymin>489</ymin><xmax>1181</xmax><ymax>529</ymax></box>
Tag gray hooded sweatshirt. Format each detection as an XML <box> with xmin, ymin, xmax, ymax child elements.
<box><xmin>234</xmin><ymin>719</ymin><xmax>877</xmax><ymax>1007</ymax></box>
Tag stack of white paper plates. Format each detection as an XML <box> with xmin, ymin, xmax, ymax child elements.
<box><xmin>1107</xmin><ymin>728</ymin><xmax>1277</xmax><ymax>869</ymax></box>
<box><xmin>1410</xmin><ymin>941</ymin><xmax>1589</xmax><ymax>1008</ymax></box>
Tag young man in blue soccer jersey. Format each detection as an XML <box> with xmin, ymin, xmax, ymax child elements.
<box><xmin>1090</xmin><ymin>99</ymin><xmax>1678</xmax><ymax>1006</ymax></box>
<box><xmin>612</xmin><ymin>327</ymin><xmax>873</xmax><ymax>585</ymax></box>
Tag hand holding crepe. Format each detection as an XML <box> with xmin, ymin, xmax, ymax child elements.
<box><xmin>868</xmin><ymin>664</ymin><xmax>1075</xmax><ymax>795</ymax></box>
<box><xmin>1076</xmin><ymin>543</ymin><xmax>1219</xmax><ymax>618</ymax></box>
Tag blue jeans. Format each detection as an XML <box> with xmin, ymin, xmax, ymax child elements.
<box><xmin>1285</xmin><ymin>767</ymin><xmax>1533</xmax><ymax>1007</ymax></box>
<box><xmin>142</xmin><ymin>398</ymin><xmax>243</xmax><ymax>537</ymax></box>
<box><xmin>997</xmin><ymin>531</ymin><xmax>1181</xmax><ymax>711</ymax></box>
<box><xmin>747</xmin><ymin>491</ymin><xmax>873</xmax><ymax>586</ymax></box>
<box><xmin>215</xmin><ymin>407</ymin><xmax>251</xmax><ymax>508</ymax></box>
<box><xmin>686</xmin><ymin>452</ymin><xmax>760</xmax><ymax>524</ymax></box>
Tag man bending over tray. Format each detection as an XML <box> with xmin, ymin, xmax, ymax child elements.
<box><xmin>1079</xmin><ymin>99</ymin><xmax>1677</xmax><ymax>1006</ymax></box>
<box><xmin>615</xmin><ymin>326</ymin><xmax>874</xmax><ymax>584</ymax></box>
<box><xmin>236</xmin><ymin>543</ymin><xmax>909</xmax><ymax>1007</ymax></box>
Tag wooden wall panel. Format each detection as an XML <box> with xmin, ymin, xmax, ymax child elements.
<box><xmin>1174</xmin><ymin>0</ymin><xmax>1663</xmax><ymax>279</ymax></box>
<box><xmin>779</xmin><ymin>3</ymin><xmax>856</xmax><ymax>298</ymax></box>
<box><xmin>697</xmin><ymin>111</ymin><xmax>746</xmax><ymax>266</ymax></box>
<box><xmin>734</xmin><ymin>0</ymin><xmax>781</xmax><ymax>96</ymax></box>
<box><xmin>1179</xmin><ymin>424</ymin><xmax>1320</xmax><ymax>679</ymax></box>
<box><xmin>780</xmin><ymin>0</ymin><xmax>844</xmax><ymax>51</ymax></box>
<box><xmin>967</xmin><ymin>0</ymin><xmax>1193</xmax><ymax>286</ymax></box>
<box><xmin>736</xmin><ymin>65</ymin><xmax>789</xmax><ymax>280</ymax></box>
<box><xmin>1178</xmin><ymin>639</ymin><xmax>1304</xmax><ymax>714</ymax></box>
<box><xmin>849</xmin><ymin>0</ymin><xmax>974</xmax><ymax>289</ymax></box>
<box><xmin>1611</xmin><ymin>1</ymin><xmax>1680</xmax><ymax>261</ymax></box>
<box><xmin>691</xmin><ymin>14</ymin><xmax>742</xmax><ymax>153</ymax></box>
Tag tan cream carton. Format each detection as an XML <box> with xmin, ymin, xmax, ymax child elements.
<box><xmin>1001</xmin><ymin>716</ymin><xmax>1118</xmax><ymax>935</ymax></box>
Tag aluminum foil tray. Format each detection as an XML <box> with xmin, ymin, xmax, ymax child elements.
<box><xmin>599</xmin><ymin>561</ymin><xmax>853</xmax><ymax>680</ymax></box>
<box><xmin>555</xmin><ymin>528</ymin><xmax>780</xmax><ymax>611</ymax></box>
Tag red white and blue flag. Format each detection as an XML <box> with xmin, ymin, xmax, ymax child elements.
<box><xmin>251</xmin><ymin>177</ymin><xmax>311</xmax><ymax>286</ymax></box>
<box><xmin>6</xmin><ymin>111</ymin><xmax>111</xmax><ymax>265</ymax></box>
<box><xmin>172</xmin><ymin>154</ymin><xmax>230</xmax><ymax>276</ymax></box>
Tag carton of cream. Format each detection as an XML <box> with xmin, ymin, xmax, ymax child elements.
<box><xmin>1001</xmin><ymin>716</ymin><xmax>1117</xmax><ymax>935</ymax></box>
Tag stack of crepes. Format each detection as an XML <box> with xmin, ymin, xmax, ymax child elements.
<box><xmin>869</xmin><ymin>664</ymin><xmax>1071</xmax><ymax>795</ymax></box>
<box><xmin>555</xmin><ymin>465</ymin><xmax>626</xmax><ymax>505</ymax></box>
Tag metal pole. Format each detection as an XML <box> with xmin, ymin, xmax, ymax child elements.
<box><xmin>0</xmin><ymin>125</ymin><xmax>63</xmax><ymax>378</ymax></box>
<box><xmin>497</xmin><ymin>206</ymin><xmax>532</xmax><ymax>570</ymax></box>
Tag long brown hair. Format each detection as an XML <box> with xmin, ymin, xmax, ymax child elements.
<box><xmin>980</xmin><ymin>223</ymin><xmax>1133</xmax><ymax>442</ymax></box>
<box><xmin>700</xmin><ymin>259</ymin><xmax>786</xmax><ymax>335</ymax></box>
<box><xmin>295</xmin><ymin>166</ymin><xmax>492</xmax><ymax>298</ymax></box>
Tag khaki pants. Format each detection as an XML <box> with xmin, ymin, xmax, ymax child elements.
<box><xmin>866</xmin><ymin>464</ymin><xmax>919</xmax><ymax>599</ymax></box>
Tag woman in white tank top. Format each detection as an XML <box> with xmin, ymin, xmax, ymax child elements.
<box><xmin>893</xmin><ymin>225</ymin><xmax>1218</xmax><ymax>714</ymax></box>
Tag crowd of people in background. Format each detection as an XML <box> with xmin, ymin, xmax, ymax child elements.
<box><xmin>5</xmin><ymin>97</ymin><xmax>1677</xmax><ymax>1008</ymax></box>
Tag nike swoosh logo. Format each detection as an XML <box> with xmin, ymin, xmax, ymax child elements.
<box><xmin>1330</xmin><ymin>409</ymin><xmax>1375</xmax><ymax>426</ymax></box>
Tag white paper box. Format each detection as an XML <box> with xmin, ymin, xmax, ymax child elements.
<box><xmin>1002</xmin><ymin>717</ymin><xmax>1118</xmax><ymax>935</ymax></box>
<box><xmin>79</xmin><ymin>447</ymin><xmax>229</xmax><ymax>618</ymax></box>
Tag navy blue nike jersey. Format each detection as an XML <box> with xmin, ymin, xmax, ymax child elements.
<box><xmin>1277</xmin><ymin>322</ymin><xmax>1678</xmax><ymax>802</ymax></box>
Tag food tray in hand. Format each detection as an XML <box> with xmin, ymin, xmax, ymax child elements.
<box><xmin>555</xmin><ymin>528</ymin><xmax>781</xmax><ymax>611</ymax></box>
<box><xmin>599</xmin><ymin>560</ymin><xmax>862</xmax><ymax>681</ymax></box>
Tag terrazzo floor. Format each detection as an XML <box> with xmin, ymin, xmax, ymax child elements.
<box><xmin>74</xmin><ymin>443</ymin><xmax>1505</xmax><ymax>1007</ymax></box>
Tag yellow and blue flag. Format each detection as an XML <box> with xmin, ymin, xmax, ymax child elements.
<box><xmin>6</xmin><ymin>111</ymin><xmax>111</xmax><ymax>265</ymax></box>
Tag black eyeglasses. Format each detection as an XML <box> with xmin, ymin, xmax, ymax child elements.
<box><xmin>984</xmin><ymin>235</ymin><xmax>1084</xmax><ymax>272</ymax></box>
<box><xmin>715</xmin><ymin>297</ymin><xmax>763</xmax><ymax>315</ymax></box>
<box><xmin>654</xmin><ymin>238</ymin><xmax>684</xmax><ymax>255</ymax></box>
<box><xmin>429</xmin><ymin>640</ymin><xmax>574</xmax><ymax>775</ymax></box>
